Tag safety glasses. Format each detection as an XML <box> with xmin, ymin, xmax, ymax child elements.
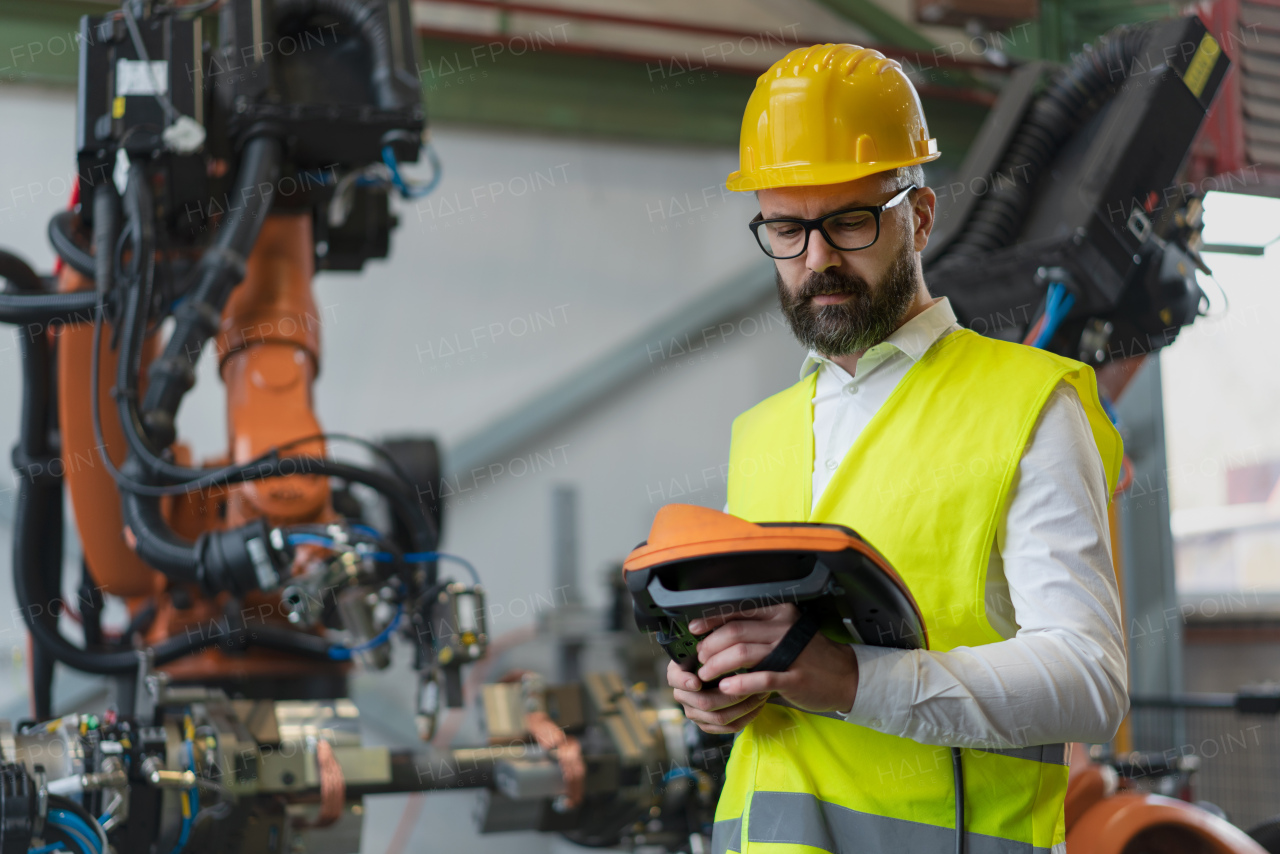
<box><xmin>749</xmin><ymin>184</ymin><xmax>917</xmax><ymax>259</ymax></box>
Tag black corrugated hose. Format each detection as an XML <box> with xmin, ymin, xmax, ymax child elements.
<box><xmin>139</xmin><ymin>135</ymin><xmax>282</xmax><ymax>448</ymax></box>
<box><xmin>273</xmin><ymin>0</ymin><xmax>399</xmax><ymax>109</ymax></box>
<box><xmin>0</xmin><ymin>249</ymin><xmax>99</xmax><ymax>324</ymax></box>
<box><xmin>47</xmin><ymin>210</ymin><xmax>96</xmax><ymax>279</ymax></box>
<box><xmin>926</xmin><ymin>24</ymin><xmax>1154</xmax><ymax>276</ymax></box>
<box><xmin>7</xmin><ymin>253</ymin><xmax>206</xmax><ymax>674</ymax></box>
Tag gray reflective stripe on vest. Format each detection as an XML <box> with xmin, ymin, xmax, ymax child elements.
<box><xmin>746</xmin><ymin>790</ymin><xmax>1055</xmax><ymax>854</ymax></box>
<box><xmin>711</xmin><ymin>816</ymin><xmax>742</xmax><ymax>854</ymax></box>
<box><xmin>975</xmin><ymin>743</ymin><xmax>1068</xmax><ymax>766</ymax></box>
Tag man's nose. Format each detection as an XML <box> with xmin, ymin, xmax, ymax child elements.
<box><xmin>804</xmin><ymin>228</ymin><xmax>839</xmax><ymax>274</ymax></box>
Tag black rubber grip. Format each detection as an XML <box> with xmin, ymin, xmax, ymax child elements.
<box><xmin>753</xmin><ymin>609</ymin><xmax>820</xmax><ymax>673</ymax></box>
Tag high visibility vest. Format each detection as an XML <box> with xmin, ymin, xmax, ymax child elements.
<box><xmin>718</xmin><ymin>328</ymin><xmax>1123</xmax><ymax>854</ymax></box>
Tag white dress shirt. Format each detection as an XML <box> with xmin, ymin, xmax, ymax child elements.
<box><xmin>801</xmin><ymin>297</ymin><xmax>1128</xmax><ymax>748</ymax></box>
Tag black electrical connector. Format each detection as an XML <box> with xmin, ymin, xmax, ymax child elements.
<box><xmin>0</xmin><ymin>762</ymin><xmax>36</xmax><ymax>854</ymax></box>
<box><xmin>119</xmin><ymin>483</ymin><xmax>287</xmax><ymax>598</ymax></box>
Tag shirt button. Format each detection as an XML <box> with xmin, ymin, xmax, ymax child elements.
<box><xmin>825</xmin><ymin>459</ymin><xmax>838</xmax><ymax>471</ymax></box>
<box><xmin>870</xmin><ymin>718</ymin><xmax>882</xmax><ymax>727</ymax></box>
<box><xmin>845</xmin><ymin>384</ymin><xmax>858</xmax><ymax>395</ymax></box>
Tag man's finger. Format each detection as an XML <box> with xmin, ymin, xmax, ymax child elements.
<box><xmin>719</xmin><ymin>670</ymin><xmax>788</xmax><ymax>697</ymax></box>
<box><xmin>696</xmin><ymin>619</ymin><xmax>790</xmax><ymax>664</ymax></box>
<box><xmin>674</xmin><ymin>684</ymin><xmax>759</xmax><ymax>713</ymax></box>
<box><xmin>666</xmin><ymin>659</ymin><xmax>702</xmax><ymax>692</ymax></box>
<box><xmin>689</xmin><ymin>602</ymin><xmax>797</xmax><ymax>634</ymax></box>
<box><xmin>679</xmin><ymin>691</ymin><xmax>769</xmax><ymax>728</ymax></box>
<box><xmin>692</xmin><ymin>702</ymin><xmax>769</xmax><ymax>735</ymax></box>
<box><xmin>699</xmin><ymin>642</ymin><xmax>776</xmax><ymax>682</ymax></box>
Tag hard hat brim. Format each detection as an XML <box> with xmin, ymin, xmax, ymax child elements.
<box><xmin>726</xmin><ymin>152</ymin><xmax>941</xmax><ymax>193</ymax></box>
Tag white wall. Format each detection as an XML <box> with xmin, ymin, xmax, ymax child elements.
<box><xmin>0</xmin><ymin>86</ymin><xmax>88</xmax><ymax>719</ymax></box>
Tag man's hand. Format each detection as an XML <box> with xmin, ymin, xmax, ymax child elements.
<box><xmin>667</xmin><ymin>659</ymin><xmax>772</xmax><ymax>734</ymax></box>
<box><xmin>666</xmin><ymin>603</ymin><xmax>859</xmax><ymax>734</ymax></box>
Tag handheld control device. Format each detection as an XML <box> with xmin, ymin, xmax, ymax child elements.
<box><xmin>624</xmin><ymin>505</ymin><xmax>928</xmax><ymax>689</ymax></box>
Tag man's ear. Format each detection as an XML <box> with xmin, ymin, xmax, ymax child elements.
<box><xmin>912</xmin><ymin>186</ymin><xmax>937</xmax><ymax>253</ymax></box>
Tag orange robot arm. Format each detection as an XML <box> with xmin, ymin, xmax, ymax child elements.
<box><xmin>57</xmin><ymin>212</ymin><xmax>342</xmax><ymax>685</ymax></box>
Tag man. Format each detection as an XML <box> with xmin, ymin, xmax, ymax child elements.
<box><xmin>666</xmin><ymin>44</ymin><xmax>1128</xmax><ymax>853</ymax></box>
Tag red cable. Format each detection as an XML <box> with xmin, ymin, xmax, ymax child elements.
<box><xmin>1114</xmin><ymin>455</ymin><xmax>1135</xmax><ymax>495</ymax></box>
<box><xmin>53</xmin><ymin>180</ymin><xmax>81</xmax><ymax>276</ymax></box>
<box><xmin>1022</xmin><ymin>312</ymin><xmax>1047</xmax><ymax>346</ymax></box>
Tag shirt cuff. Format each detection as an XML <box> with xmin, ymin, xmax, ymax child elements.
<box><xmin>841</xmin><ymin>644</ymin><xmax>916</xmax><ymax>733</ymax></box>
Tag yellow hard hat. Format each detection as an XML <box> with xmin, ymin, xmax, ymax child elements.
<box><xmin>726</xmin><ymin>44</ymin><xmax>940</xmax><ymax>192</ymax></box>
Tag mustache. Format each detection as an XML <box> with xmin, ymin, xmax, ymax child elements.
<box><xmin>796</xmin><ymin>269</ymin><xmax>870</xmax><ymax>300</ymax></box>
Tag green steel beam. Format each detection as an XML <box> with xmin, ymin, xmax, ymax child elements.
<box><xmin>419</xmin><ymin>36</ymin><xmax>988</xmax><ymax>151</ymax></box>
<box><xmin>810</xmin><ymin>0</ymin><xmax>935</xmax><ymax>50</ymax></box>
<box><xmin>418</xmin><ymin>36</ymin><xmax>756</xmax><ymax>145</ymax></box>
<box><xmin>917</xmin><ymin>97</ymin><xmax>988</xmax><ymax>175</ymax></box>
<box><xmin>815</xmin><ymin>0</ymin><xmax>1180</xmax><ymax>73</ymax></box>
<box><xmin>0</xmin><ymin>0</ymin><xmax>97</xmax><ymax>86</ymax></box>
<box><xmin>1012</xmin><ymin>0</ymin><xmax>1182</xmax><ymax>61</ymax></box>
<box><xmin>809</xmin><ymin>0</ymin><xmax>991</xmax><ymax>94</ymax></box>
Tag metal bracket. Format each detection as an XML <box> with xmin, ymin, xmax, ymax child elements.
<box><xmin>133</xmin><ymin>648</ymin><xmax>164</xmax><ymax>723</ymax></box>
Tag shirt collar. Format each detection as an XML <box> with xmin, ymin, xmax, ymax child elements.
<box><xmin>799</xmin><ymin>296</ymin><xmax>958</xmax><ymax>379</ymax></box>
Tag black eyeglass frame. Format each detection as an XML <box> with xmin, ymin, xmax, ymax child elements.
<box><xmin>748</xmin><ymin>184</ymin><xmax>918</xmax><ymax>259</ymax></box>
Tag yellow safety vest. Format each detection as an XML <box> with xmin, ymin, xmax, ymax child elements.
<box><xmin>718</xmin><ymin>328</ymin><xmax>1123</xmax><ymax>854</ymax></box>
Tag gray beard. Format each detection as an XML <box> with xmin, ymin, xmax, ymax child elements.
<box><xmin>776</xmin><ymin>237</ymin><xmax>920</xmax><ymax>357</ymax></box>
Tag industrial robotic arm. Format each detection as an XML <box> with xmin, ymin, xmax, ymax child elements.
<box><xmin>0</xmin><ymin>0</ymin><xmax>495</xmax><ymax>849</ymax></box>
<box><xmin>16</xmin><ymin>0</ymin><xmax>482</xmax><ymax>729</ymax></box>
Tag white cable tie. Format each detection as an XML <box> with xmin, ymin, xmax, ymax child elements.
<box><xmin>163</xmin><ymin>116</ymin><xmax>207</xmax><ymax>155</ymax></box>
